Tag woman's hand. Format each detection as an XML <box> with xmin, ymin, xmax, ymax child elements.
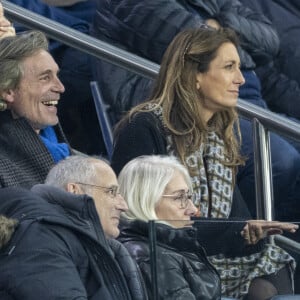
<box><xmin>241</xmin><ymin>220</ymin><xmax>298</xmax><ymax>245</ymax></box>
<box><xmin>0</xmin><ymin>3</ymin><xmax>16</xmax><ymax>39</ymax></box>
<box><xmin>205</xmin><ymin>19</ymin><xmax>221</xmax><ymax>30</ymax></box>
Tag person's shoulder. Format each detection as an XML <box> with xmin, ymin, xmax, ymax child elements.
<box><xmin>128</xmin><ymin>110</ymin><xmax>160</xmax><ymax>124</ymax></box>
<box><xmin>116</xmin><ymin>110</ymin><xmax>161</xmax><ymax>135</ymax></box>
<box><xmin>0</xmin><ymin>187</ymin><xmax>47</xmax><ymax>218</ymax></box>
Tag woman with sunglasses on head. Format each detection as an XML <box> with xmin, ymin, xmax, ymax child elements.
<box><xmin>113</xmin><ymin>27</ymin><xmax>298</xmax><ymax>300</ymax></box>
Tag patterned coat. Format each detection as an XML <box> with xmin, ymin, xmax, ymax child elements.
<box><xmin>0</xmin><ymin>110</ymin><xmax>70</xmax><ymax>188</ymax></box>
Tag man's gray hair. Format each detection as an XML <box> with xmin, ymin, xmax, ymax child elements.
<box><xmin>0</xmin><ymin>31</ymin><xmax>48</xmax><ymax>94</ymax></box>
<box><xmin>45</xmin><ymin>155</ymin><xmax>107</xmax><ymax>190</ymax></box>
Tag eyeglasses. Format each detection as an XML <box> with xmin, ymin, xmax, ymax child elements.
<box><xmin>162</xmin><ymin>192</ymin><xmax>196</xmax><ymax>209</ymax></box>
<box><xmin>75</xmin><ymin>182</ymin><xmax>120</xmax><ymax>198</ymax></box>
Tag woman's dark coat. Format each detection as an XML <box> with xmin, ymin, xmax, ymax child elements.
<box><xmin>119</xmin><ymin>219</ymin><xmax>221</xmax><ymax>300</ymax></box>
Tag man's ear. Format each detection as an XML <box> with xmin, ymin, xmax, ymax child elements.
<box><xmin>1</xmin><ymin>89</ymin><xmax>16</xmax><ymax>104</ymax></box>
<box><xmin>66</xmin><ymin>182</ymin><xmax>82</xmax><ymax>194</ymax></box>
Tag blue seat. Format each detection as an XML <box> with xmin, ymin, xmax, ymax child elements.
<box><xmin>90</xmin><ymin>81</ymin><xmax>114</xmax><ymax>160</ymax></box>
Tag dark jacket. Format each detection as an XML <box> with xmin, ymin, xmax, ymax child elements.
<box><xmin>10</xmin><ymin>0</ymin><xmax>95</xmax><ymax>50</ymax></box>
<box><xmin>0</xmin><ymin>111</ymin><xmax>71</xmax><ymax>188</ymax></box>
<box><xmin>91</xmin><ymin>0</ymin><xmax>279</xmax><ymax>122</ymax></box>
<box><xmin>0</xmin><ymin>185</ymin><xmax>146</xmax><ymax>300</ymax></box>
<box><xmin>238</xmin><ymin>0</ymin><xmax>300</xmax><ymax>120</ymax></box>
<box><xmin>119</xmin><ymin>219</ymin><xmax>221</xmax><ymax>300</ymax></box>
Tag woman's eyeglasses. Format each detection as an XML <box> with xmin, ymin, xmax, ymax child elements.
<box><xmin>75</xmin><ymin>182</ymin><xmax>120</xmax><ymax>198</ymax></box>
<box><xmin>162</xmin><ymin>192</ymin><xmax>197</xmax><ymax>209</ymax></box>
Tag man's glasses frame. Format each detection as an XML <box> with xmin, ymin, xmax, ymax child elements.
<box><xmin>75</xmin><ymin>182</ymin><xmax>120</xmax><ymax>198</ymax></box>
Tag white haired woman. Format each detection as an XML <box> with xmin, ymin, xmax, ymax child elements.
<box><xmin>118</xmin><ymin>155</ymin><xmax>298</xmax><ymax>300</ymax></box>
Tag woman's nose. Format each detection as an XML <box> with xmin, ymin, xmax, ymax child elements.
<box><xmin>186</xmin><ymin>200</ymin><xmax>198</xmax><ymax>216</ymax></box>
<box><xmin>236</xmin><ymin>69</ymin><xmax>245</xmax><ymax>86</ymax></box>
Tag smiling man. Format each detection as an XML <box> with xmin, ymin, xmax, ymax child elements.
<box><xmin>0</xmin><ymin>155</ymin><xmax>146</xmax><ymax>299</ymax></box>
<box><xmin>0</xmin><ymin>30</ymin><xmax>73</xmax><ymax>188</ymax></box>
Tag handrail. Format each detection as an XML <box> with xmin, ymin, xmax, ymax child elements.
<box><xmin>238</xmin><ymin>99</ymin><xmax>300</xmax><ymax>141</ymax></box>
<box><xmin>3</xmin><ymin>0</ymin><xmax>300</xmax><ymax>143</ymax></box>
<box><xmin>2</xmin><ymin>0</ymin><xmax>159</xmax><ymax>80</ymax></box>
<box><xmin>253</xmin><ymin>119</ymin><xmax>274</xmax><ymax>220</ymax></box>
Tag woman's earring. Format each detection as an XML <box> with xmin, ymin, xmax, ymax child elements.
<box><xmin>0</xmin><ymin>99</ymin><xmax>7</xmax><ymax>111</ymax></box>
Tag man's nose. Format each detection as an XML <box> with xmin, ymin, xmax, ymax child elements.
<box><xmin>53</xmin><ymin>76</ymin><xmax>65</xmax><ymax>93</ymax></box>
<box><xmin>116</xmin><ymin>193</ymin><xmax>128</xmax><ymax>211</ymax></box>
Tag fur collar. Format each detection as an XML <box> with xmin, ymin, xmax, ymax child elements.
<box><xmin>0</xmin><ymin>215</ymin><xmax>18</xmax><ymax>250</ymax></box>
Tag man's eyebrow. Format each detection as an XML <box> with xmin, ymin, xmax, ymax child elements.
<box><xmin>38</xmin><ymin>68</ymin><xmax>61</xmax><ymax>76</ymax></box>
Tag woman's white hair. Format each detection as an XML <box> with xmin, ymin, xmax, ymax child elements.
<box><xmin>118</xmin><ymin>155</ymin><xmax>192</xmax><ymax>222</ymax></box>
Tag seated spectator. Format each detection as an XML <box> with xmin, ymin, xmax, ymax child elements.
<box><xmin>92</xmin><ymin>0</ymin><xmax>300</xmax><ymax>221</ymax></box>
<box><xmin>111</xmin><ymin>27</ymin><xmax>298</xmax><ymax>299</ymax></box>
<box><xmin>0</xmin><ymin>155</ymin><xmax>147</xmax><ymax>299</ymax></box>
<box><xmin>0</xmin><ymin>28</ymin><xmax>76</xmax><ymax>188</ymax></box>
<box><xmin>10</xmin><ymin>0</ymin><xmax>104</xmax><ymax>155</ymax></box>
<box><xmin>118</xmin><ymin>155</ymin><xmax>298</xmax><ymax>300</ymax></box>
<box><xmin>238</xmin><ymin>0</ymin><xmax>300</xmax><ymax>123</ymax></box>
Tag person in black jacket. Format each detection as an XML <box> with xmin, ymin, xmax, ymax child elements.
<box><xmin>118</xmin><ymin>155</ymin><xmax>298</xmax><ymax>300</ymax></box>
<box><xmin>91</xmin><ymin>0</ymin><xmax>300</xmax><ymax>221</ymax></box>
<box><xmin>0</xmin><ymin>155</ymin><xmax>147</xmax><ymax>299</ymax></box>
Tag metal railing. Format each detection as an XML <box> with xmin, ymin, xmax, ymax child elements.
<box><xmin>3</xmin><ymin>0</ymin><xmax>300</xmax><ymax>251</ymax></box>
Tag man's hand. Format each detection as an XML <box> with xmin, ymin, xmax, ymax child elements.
<box><xmin>0</xmin><ymin>3</ymin><xmax>16</xmax><ymax>39</ymax></box>
<box><xmin>241</xmin><ymin>220</ymin><xmax>298</xmax><ymax>245</ymax></box>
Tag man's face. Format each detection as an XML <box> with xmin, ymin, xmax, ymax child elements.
<box><xmin>6</xmin><ymin>49</ymin><xmax>65</xmax><ymax>132</ymax></box>
<box><xmin>85</xmin><ymin>161</ymin><xmax>128</xmax><ymax>239</ymax></box>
